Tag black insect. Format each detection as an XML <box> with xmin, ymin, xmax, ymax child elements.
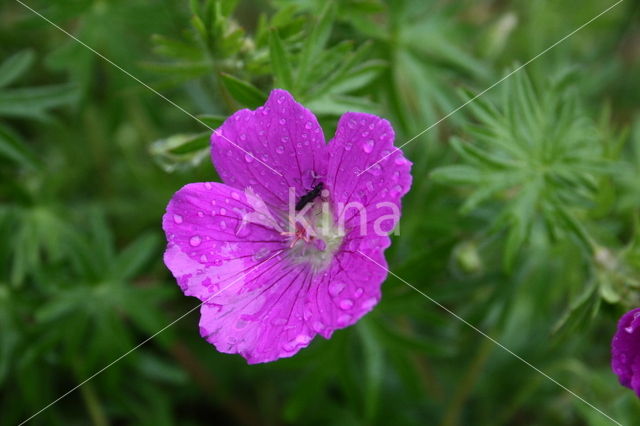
<box><xmin>295</xmin><ymin>183</ymin><xmax>324</xmax><ymax>211</ymax></box>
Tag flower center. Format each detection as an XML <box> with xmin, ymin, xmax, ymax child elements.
<box><xmin>282</xmin><ymin>200</ymin><xmax>344</xmax><ymax>272</ymax></box>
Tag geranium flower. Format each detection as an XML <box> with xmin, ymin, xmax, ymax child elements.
<box><xmin>162</xmin><ymin>89</ymin><xmax>412</xmax><ymax>363</ymax></box>
<box><xmin>611</xmin><ymin>307</ymin><xmax>640</xmax><ymax>397</ymax></box>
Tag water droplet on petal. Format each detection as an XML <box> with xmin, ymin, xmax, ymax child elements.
<box><xmin>231</xmin><ymin>192</ymin><xmax>240</xmax><ymax>200</ymax></box>
<box><xmin>173</xmin><ymin>214</ymin><xmax>183</xmax><ymax>224</ymax></box>
<box><xmin>344</xmin><ymin>142</ymin><xmax>352</xmax><ymax>151</ymax></box>
<box><xmin>220</xmin><ymin>207</ymin><xmax>227</xmax><ymax>215</ymax></box>
<box><xmin>190</xmin><ymin>235</ymin><xmax>201</xmax><ymax>246</ymax></box>
<box><xmin>329</xmin><ymin>282</ymin><xmax>346</xmax><ymax>296</ymax></box>
<box><xmin>204</xmin><ymin>182</ymin><xmax>212</xmax><ymax>190</ymax></box>
<box><xmin>390</xmin><ymin>184</ymin><xmax>403</xmax><ymax>197</ymax></box>
<box><xmin>394</xmin><ymin>156</ymin><xmax>407</xmax><ymax>166</ymax></box>
<box><xmin>200</xmin><ymin>254</ymin><xmax>208</xmax><ymax>262</ymax></box>
<box><xmin>312</xmin><ymin>321</ymin><xmax>325</xmax><ymax>332</ymax></box>
<box><xmin>279</xmin><ymin>118</ymin><xmax>286</xmax><ymax>125</ymax></box>
<box><xmin>362</xmin><ymin>297</ymin><xmax>377</xmax><ymax>310</ymax></box>
<box><xmin>367</xmin><ymin>164</ymin><xmax>382</xmax><ymax>176</ymax></box>
<box><xmin>348</xmin><ymin>119</ymin><xmax>357</xmax><ymax>129</ymax></box>
<box><xmin>363</xmin><ymin>139</ymin><xmax>374</xmax><ymax>153</ymax></box>
<box><xmin>339</xmin><ymin>299</ymin><xmax>354</xmax><ymax>310</ymax></box>
<box><xmin>276</xmin><ymin>145</ymin><xmax>285</xmax><ymax>154</ymax></box>
<box><xmin>337</xmin><ymin>314</ymin><xmax>352</xmax><ymax>325</ymax></box>
<box><xmin>244</xmin><ymin>153</ymin><xmax>254</xmax><ymax>163</ymax></box>
<box><xmin>220</xmin><ymin>220</ymin><xmax>227</xmax><ymax>230</ymax></box>
<box><xmin>305</xmin><ymin>121</ymin><xmax>313</xmax><ymax>129</ymax></box>
<box><xmin>354</xmin><ymin>288</ymin><xmax>363</xmax><ymax>298</ymax></box>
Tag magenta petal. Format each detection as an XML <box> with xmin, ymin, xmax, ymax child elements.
<box><xmin>611</xmin><ymin>307</ymin><xmax>640</xmax><ymax>397</ymax></box>
<box><xmin>162</xmin><ymin>182</ymin><xmax>286</xmax><ymax>301</ymax></box>
<box><xmin>211</xmin><ymin>89</ymin><xmax>328</xmax><ymax>209</ymax></box>
<box><xmin>199</xmin><ymin>260</ymin><xmax>316</xmax><ymax>364</ymax></box>
<box><xmin>303</xmin><ymin>249</ymin><xmax>388</xmax><ymax>339</ymax></box>
<box><xmin>326</xmin><ymin>112</ymin><xmax>412</xmax><ymax>255</ymax></box>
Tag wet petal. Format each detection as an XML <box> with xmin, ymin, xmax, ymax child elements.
<box><xmin>301</xmin><ymin>249</ymin><xmax>388</xmax><ymax>339</ymax></box>
<box><xmin>326</xmin><ymin>112</ymin><xmax>412</xmax><ymax>256</ymax></box>
<box><xmin>162</xmin><ymin>182</ymin><xmax>287</xmax><ymax>301</ymax></box>
<box><xmin>199</xmin><ymin>261</ymin><xmax>316</xmax><ymax>364</ymax></box>
<box><xmin>211</xmin><ymin>89</ymin><xmax>328</xmax><ymax>210</ymax></box>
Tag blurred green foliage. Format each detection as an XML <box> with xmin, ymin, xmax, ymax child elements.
<box><xmin>1</xmin><ymin>0</ymin><xmax>640</xmax><ymax>425</ymax></box>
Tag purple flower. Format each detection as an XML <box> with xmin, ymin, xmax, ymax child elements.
<box><xmin>162</xmin><ymin>89</ymin><xmax>412</xmax><ymax>363</ymax></box>
<box><xmin>611</xmin><ymin>307</ymin><xmax>640</xmax><ymax>397</ymax></box>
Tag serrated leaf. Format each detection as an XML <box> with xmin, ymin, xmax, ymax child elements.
<box><xmin>219</xmin><ymin>72</ymin><xmax>267</xmax><ymax>108</ymax></box>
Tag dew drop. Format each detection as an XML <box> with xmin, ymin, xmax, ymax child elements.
<box><xmin>312</xmin><ymin>321</ymin><xmax>325</xmax><ymax>332</ymax></box>
<box><xmin>220</xmin><ymin>207</ymin><xmax>227</xmax><ymax>215</ymax></box>
<box><xmin>337</xmin><ymin>314</ymin><xmax>352</xmax><ymax>325</ymax></box>
<box><xmin>276</xmin><ymin>145</ymin><xmax>285</xmax><ymax>154</ymax></box>
<box><xmin>220</xmin><ymin>220</ymin><xmax>227</xmax><ymax>230</ymax></box>
<box><xmin>190</xmin><ymin>235</ymin><xmax>201</xmax><ymax>246</ymax></box>
<box><xmin>344</xmin><ymin>142</ymin><xmax>352</xmax><ymax>151</ymax></box>
<box><xmin>362</xmin><ymin>297</ymin><xmax>377</xmax><ymax>310</ymax></box>
<box><xmin>363</xmin><ymin>139</ymin><xmax>374</xmax><ymax>153</ymax></box>
<box><xmin>240</xmin><ymin>133</ymin><xmax>247</xmax><ymax>141</ymax></box>
<box><xmin>204</xmin><ymin>182</ymin><xmax>212</xmax><ymax>190</ymax></box>
<box><xmin>244</xmin><ymin>153</ymin><xmax>254</xmax><ymax>163</ymax></box>
<box><xmin>173</xmin><ymin>214</ymin><xmax>183</xmax><ymax>224</ymax></box>
<box><xmin>348</xmin><ymin>119</ymin><xmax>357</xmax><ymax>129</ymax></box>
<box><xmin>367</xmin><ymin>164</ymin><xmax>382</xmax><ymax>176</ymax></box>
<box><xmin>339</xmin><ymin>299</ymin><xmax>354</xmax><ymax>310</ymax></box>
<box><xmin>231</xmin><ymin>192</ymin><xmax>240</xmax><ymax>200</ymax></box>
<box><xmin>200</xmin><ymin>254</ymin><xmax>208</xmax><ymax>262</ymax></box>
<box><xmin>279</xmin><ymin>118</ymin><xmax>286</xmax><ymax>125</ymax></box>
<box><xmin>354</xmin><ymin>288</ymin><xmax>363</xmax><ymax>298</ymax></box>
<box><xmin>305</xmin><ymin>121</ymin><xmax>313</xmax><ymax>129</ymax></box>
<box><xmin>390</xmin><ymin>184</ymin><xmax>403</xmax><ymax>197</ymax></box>
<box><xmin>329</xmin><ymin>282</ymin><xmax>346</xmax><ymax>297</ymax></box>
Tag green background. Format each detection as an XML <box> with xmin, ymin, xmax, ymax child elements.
<box><xmin>1</xmin><ymin>0</ymin><xmax>640</xmax><ymax>425</ymax></box>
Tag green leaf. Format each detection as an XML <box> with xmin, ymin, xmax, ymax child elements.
<box><xmin>430</xmin><ymin>165</ymin><xmax>483</xmax><ymax>185</ymax></box>
<box><xmin>0</xmin><ymin>50</ymin><xmax>35</xmax><ymax>88</ymax></box>
<box><xmin>197</xmin><ymin>114</ymin><xmax>226</xmax><ymax>128</ymax></box>
<box><xmin>0</xmin><ymin>124</ymin><xmax>39</xmax><ymax>168</ymax></box>
<box><xmin>149</xmin><ymin>132</ymin><xmax>210</xmax><ymax>173</ymax></box>
<box><xmin>0</xmin><ymin>83</ymin><xmax>79</xmax><ymax>120</ymax></box>
<box><xmin>296</xmin><ymin>1</ymin><xmax>336</xmax><ymax>90</ymax></box>
<box><xmin>109</xmin><ymin>233</ymin><xmax>160</xmax><ymax>281</ymax></box>
<box><xmin>269</xmin><ymin>29</ymin><xmax>294</xmax><ymax>91</ymax></box>
<box><xmin>219</xmin><ymin>72</ymin><xmax>267</xmax><ymax>108</ymax></box>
